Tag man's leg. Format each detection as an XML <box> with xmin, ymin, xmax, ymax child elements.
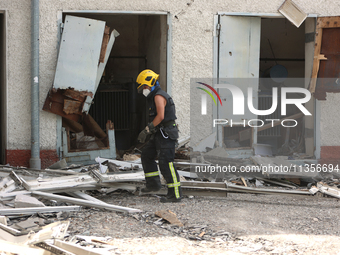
<box><xmin>158</xmin><ymin>147</ymin><xmax>182</xmax><ymax>202</ymax></box>
<box><xmin>141</xmin><ymin>141</ymin><xmax>162</xmax><ymax>192</ymax></box>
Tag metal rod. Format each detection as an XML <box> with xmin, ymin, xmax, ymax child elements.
<box><xmin>32</xmin><ymin>191</ymin><xmax>142</xmax><ymax>213</ymax></box>
<box><xmin>0</xmin><ymin>206</ymin><xmax>81</xmax><ymax>216</ymax></box>
<box><xmin>267</xmin><ymin>39</ymin><xmax>277</xmax><ymax>65</ymax></box>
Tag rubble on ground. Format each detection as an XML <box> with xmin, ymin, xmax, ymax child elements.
<box><xmin>0</xmin><ymin>142</ymin><xmax>339</xmax><ymax>253</ymax></box>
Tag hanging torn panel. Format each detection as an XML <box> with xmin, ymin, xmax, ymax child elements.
<box><xmin>309</xmin><ymin>16</ymin><xmax>340</xmax><ymax>99</ymax></box>
<box><xmin>43</xmin><ymin>15</ymin><xmax>119</xmax><ymax>120</ymax></box>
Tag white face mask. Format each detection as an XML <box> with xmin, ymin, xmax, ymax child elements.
<box><xmin>143</xmin><ymin>88</ymin><xmax>150</xmax><ymax>97</ymax></box>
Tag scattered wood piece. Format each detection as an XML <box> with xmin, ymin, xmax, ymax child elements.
<box><xmin>241</xmin><ymin>177</ymin><xmax>248</xmax><ymax>187</ymax></box>
<box><xmin>231</xmin><ymin>180</ymin><xmax>243</xmax><ymax>185</ymax></box>
<box><xmin>155</xmin><ymin>210</ymin><xmax>183</xmax><ymax>227</ymax></box>
<box><xmin>198</xmin><ymin>231</ymin><xmax>205</xmax><ymax>238</ymax></box>
<box><xmin>317</xmin><ymin>182</ymin><xmax>340</xmax><ymax>199</ymax></box>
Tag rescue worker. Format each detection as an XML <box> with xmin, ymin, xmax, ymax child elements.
<box><xmin>136</xmin><ymin>69</ymin><xmax>182</xmax><ymax>203</ymax></box>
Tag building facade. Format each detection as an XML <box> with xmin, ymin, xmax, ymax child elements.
<box><xmin>0</xmin><ymin>0</ymin><xmax>339</xmax><ymax>168</ymax></box>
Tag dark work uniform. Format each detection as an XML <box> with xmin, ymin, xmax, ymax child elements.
<box><xmin>141</xmin><ymin>86</ymin><xmax>182</xmax><ymax>199</ymax></box>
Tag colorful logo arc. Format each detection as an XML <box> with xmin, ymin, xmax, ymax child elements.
<box><xmin>196</xmin><ymin>82</ymin><xmax>223</xmax><ymax>106</ymax></box>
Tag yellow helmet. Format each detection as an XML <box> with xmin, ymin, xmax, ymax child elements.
<box><xmin>136</xmin><ymin>69</ymin><xmax>159</xmax><ymax>93</ymax></box>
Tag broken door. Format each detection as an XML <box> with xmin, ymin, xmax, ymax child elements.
<box><xmin>217</xmin><ymin>15</ymin><xmax>261</xmax><ymax>145</ymax></box>
<box><xmin>43</xmin><ymin>15</ymin><xmax>119</xmax><ymax>121</ymax></box>
<box><xmin>43</xmin><ymin>15</ymin><xmax>119</xmax><ymax>164</ymax></box>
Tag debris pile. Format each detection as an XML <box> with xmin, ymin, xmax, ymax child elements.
<box><xmin>0</xmin><ymin>159</ymin><xmax>145</xmax><ymax>254</ymax></box>
<box><xmin>0</xmin><ymin>142</ymin><xmax>340</xmax><ymax>253</ymax></box>
<box><xmin>130</xmin><ymin>210</ymin><xmax>231</xmax><ymax>242</ymax></box>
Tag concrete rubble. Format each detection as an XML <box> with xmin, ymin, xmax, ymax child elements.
<box><xmin>0</xmin><ymin>143</ymin><xmax>339</xmax><ymax>253</ymax></box>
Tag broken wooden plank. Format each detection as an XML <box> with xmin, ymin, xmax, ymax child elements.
<box><xmin>99</xmin><ymin>26</ymin><xmax>111</xmax><ymax>63</ymax></box>
<box><xmin>239</xmin><ymin>112</ymin><xmax>304</xmax><ymax>141</ymax></box>
<box><xmin>42</xmin><ymin>88</ymin><xmax>84</xmax><ymax>122</ymax></box>
<box><xmin>63</xmin><ymin>99</ymin><xmax>82</xmax><ymax>115</ymax></box>
<box><xmin>241</xmin><ymin>177</ymin><xmax>248</xmax><ymax>187</ymax></box>
<box><xmin>317</xmin><ymin>182</ymin><xmax>340</xmax><ymax>199</ymax></box>
<box><xmin>0</xmin><ymin>206</ymin><xmax>81</xmax><ymax>216</ymax></box>
<box><xmin>32</xmin><ymin>191</ymin><xmax>142</xmax><ymax>213</ymax></box>
<box><xmin>316</xmin><ymin>16</ymin><xmax>340</xmax><ymax>28</ymax></box>
<box><xmin>155</xmin><ymin>210</ymin><xmax>183</xmax><ymax>227</ymax></box>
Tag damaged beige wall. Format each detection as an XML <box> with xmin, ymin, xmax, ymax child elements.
<box><xmin>2</xmin><ymin>0</ymin><xmax>340</xmax><ymax>153</ymax></box>
<box><xmin>0</xmin><ymin>0</ymin><xmax>32</xmax><ymax>150</ymax></box>
<box><xmin>320</xmin><ymin>94</ymin><xmax>340</xmax><ymax>146</ymax></box>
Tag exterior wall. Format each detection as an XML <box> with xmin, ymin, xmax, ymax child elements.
<box><xmin>1</xmin><ymin>0</ymin><xmax>340</xmax><ymax>167</ymax></box>
<box><xmin>320</xmin><ymin>93</ymin><xmax>340</xmax><ymax>162</ymax></box>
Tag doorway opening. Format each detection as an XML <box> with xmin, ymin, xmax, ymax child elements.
<box><xmin>57</xmin><ymin>12</ymin><xmax>169</xmax><ymax>160</ymax></box>
<box><xmin>218</xmin><ymin>15</ymin><xmax>307</xmax><ymax>156</ymax></box>
<box><xmin>257</xmin><ymin>18</ymin><xmax>305</xmax><ymax>155</ymax></box>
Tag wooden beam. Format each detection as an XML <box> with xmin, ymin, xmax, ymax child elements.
<box><xmin>317</xmin><ymin>16</ymin><xmax>340</xmax><ymax>28</ymax></box>
<box><xmin>309</xmin><ymin>16</ymin><xmax>340</xmax><ymax>93</ymax></box>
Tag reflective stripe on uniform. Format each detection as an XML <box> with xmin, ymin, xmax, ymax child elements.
<box><xmin>144</xmin><ymin>171</ymin><xmax>159</xmax><ymax>178</ymax></box>
<box><xmin>167</xmin><ymin>182</ymin><xmax>181</xmax><ymax>188</ymax></box>
<box><xmin>169</xmin><ymin>162</ymin><xmax>180</xmax><ymax>198</ymax></box>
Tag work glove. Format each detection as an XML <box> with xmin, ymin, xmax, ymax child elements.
<box><xmin>138</xmin><ymin>122</ymin><xmax>156</xmax><ymax>143</ymax></box>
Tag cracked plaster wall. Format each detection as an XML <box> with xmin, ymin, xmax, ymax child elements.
<box><xmin>1</xmin><ymin>0</ymin><xmax>340</xmax><ymax>150</ymax></box>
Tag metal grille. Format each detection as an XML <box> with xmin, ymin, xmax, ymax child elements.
<box><xmin>89</xmin><ymin>90</ymin><xmax>130</xmax><ymax>131</ymax></box>
<box><xmin>258</xmin><ymin>95</ymin><xmax>281</xmax><ymax>137</ymax></box>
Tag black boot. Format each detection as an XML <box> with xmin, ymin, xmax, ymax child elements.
<box><xmin>160</xmin><ymin>196</ymin><xmax>182</xmax><ymax>203</ymax></box>
<box><xmin>141</xmin><ymin>185</ymin><xmax>161</xmax><ymax>193</ymax></box>
<box><xmin>160</xmin><ymin>186</ymin><xmax>182</xmax><ymax>203</ymax></box>
<box><xmin>141</xmin><ymin>174</ymin><xmax>162</xmax><ymax>193</ymax></box>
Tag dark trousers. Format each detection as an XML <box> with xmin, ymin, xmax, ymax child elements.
<box><xmin>141</xmin><ymin>131</ymin><xmax>182</xmax><ymax>199</ymax></box>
